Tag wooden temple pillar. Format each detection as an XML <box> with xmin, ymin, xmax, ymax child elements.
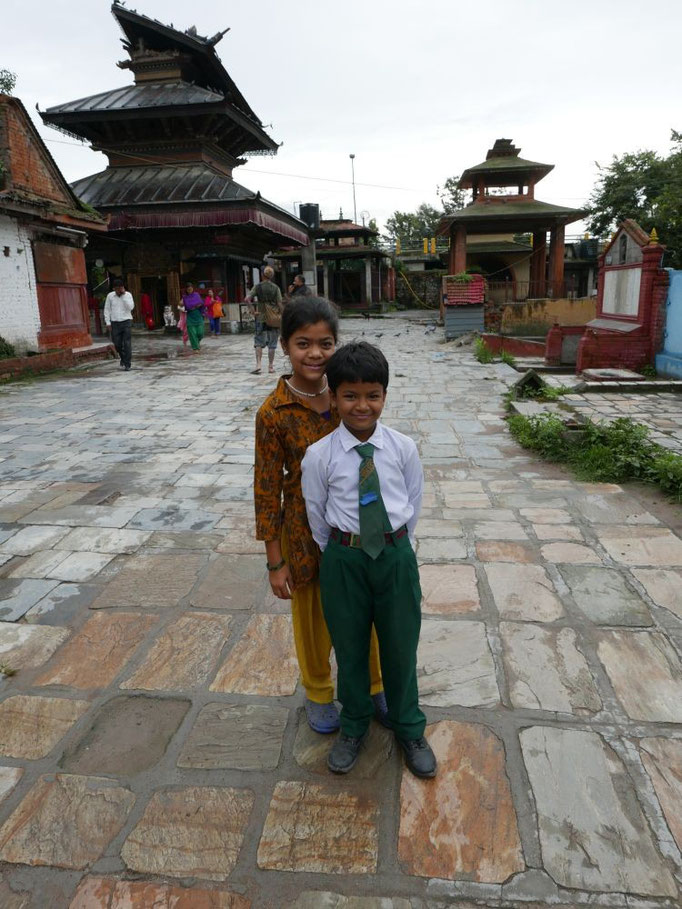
<box><xmin>530</xmin><ymin>231</ymin><xmax>547</xmax><ymax>297</ymax></box>
<box><xmin>448</xmin><ymin>224</ymin><xmax>467</xmax><ymax>274</ymax></box>
<box><xmin>548</xmin><ymin>224</ymin><xmax>565</xmax><ymax>297</ymax></box>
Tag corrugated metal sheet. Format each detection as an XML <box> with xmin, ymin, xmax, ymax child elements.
<box><xmin>444</xmin><ymin>305</ymin><xmax>485</xmax><ymax>339</ymax></box>
<box><xmin>71</xmin><ymin>165</ymin><xmax>255</xmax><ymax>207</ymax></box>
<box><xmin>45</xmin><ymin>82</ymin><xmax>224</xmax><ymax>115</ymax></box>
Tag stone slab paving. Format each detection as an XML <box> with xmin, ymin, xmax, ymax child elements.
<box><xmin>0</xmin><ymin>320</ymin><xmax>681</xmax><ymax>907</ymax></box>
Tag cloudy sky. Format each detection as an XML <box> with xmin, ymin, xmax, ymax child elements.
<box><xmin>4</xmin><ymin>0</ymin><xmax>682</xmax><ymax>234</ymax></box>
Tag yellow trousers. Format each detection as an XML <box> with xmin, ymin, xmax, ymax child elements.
<box><xmin>291</xmin><ymin>579</ymin><xmax>383</xmax><ymax>703</ymax></box>
<box><xmin>283</xmin><ymin>533</ymin><xmax>383</xmax><ymax>703</ymax></box>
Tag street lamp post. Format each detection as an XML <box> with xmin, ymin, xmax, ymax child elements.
<box><xmin>349</xmin><ymin>153</ymin><xmax>357</xmax><ymax>224</ymax></box>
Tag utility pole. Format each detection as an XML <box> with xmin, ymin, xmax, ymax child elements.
<box><xmin>349</xmin><ymin>153</ymin><xmax>357</xmax><ymax>224</ymax></box>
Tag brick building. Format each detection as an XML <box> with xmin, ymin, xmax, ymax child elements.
<box><xmin>0</xmin><ymin>94</ymin><xmax>106</xmax><ymax>351</ymax></box>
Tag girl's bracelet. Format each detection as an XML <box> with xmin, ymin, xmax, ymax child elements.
<box><xmin>266</xmin><ymin>558</ymin><xmax>286</xmax><ymax>572</ymax></box>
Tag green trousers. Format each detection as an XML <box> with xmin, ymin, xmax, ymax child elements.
<box><xmin>186</xmin><ymin>315</ymin><xmax>204</xmax><ymax>350</ymax></box>
<box><xmin>320</xmin><ymin>534</ymin><xmax>426</xmax><ymax>740</ymax></box>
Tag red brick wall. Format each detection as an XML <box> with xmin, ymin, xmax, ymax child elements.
<box><xmin>0</xmin><ymin>99</ymin><xmax>71</xmax><ymax>204</ymax></box>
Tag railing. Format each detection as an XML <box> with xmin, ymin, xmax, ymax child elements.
<box><xmin>486</xmin><ymin>279</ymin><xmax>584</xmax><ymax>302</ymax></box>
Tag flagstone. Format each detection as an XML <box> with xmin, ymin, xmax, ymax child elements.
<box><xmin>7</xmin><ymin>549</ymin><xmax>71</xmax><ymax>579</ymax></box>
<box><xmin>60</xmin><ymin>695</ymin><xmax>190</xmax><ymax>775</ymax></box>
<box><xmin>24</xmin><ymin>583</ymin><xmax>98</xmax><ymax>625</ymax></box>
<box><xmin>36</xmin><ymin>612</ymin><xmax>157</xmax><ymax>689</ymax></box>
<box><xmin>121</xmin><ymin>786</ymin><xmax>253</xmax><ymax>881</ymax></box>
<box><xmin>46</xmin><ymin>551</ymin><xmax>114</xmax><ymax>582</ymax></box>
<box><xmin>0</xmin><ymin>525</ymin><xmax>69</xmax><ymax>556</ymax></box>
<box><xmin>639</xmin><ymin>737</ymin><xmax>682</xmax><ymax>852</ymax></box>
<box><xmin>210</xmin><ymin>614</ymin><xmax>298</xmax><ymax>696</ymax></box>
<box><xmin>215</xmin><ymin>524</ymin><xmax>262</xmax><ymax>554</ymax></box>
<box><xmin>540</xmin><ymin>542</ymin><xmax>600</xmax><ymax>564</ymax></box>
<box><xmin>289</xmin><ymin>896</ymin><xmax>420</xmax><ymax>909</ymax></box>
<box><xmin>531</xmin><ymin>524</ymin><xmax>583</xmax><ymax>541</ymax></box>
<box><xmin>54</xmin><ymin>527</ymin><xmax>151</xmax><ymax>554</ymax></box>
<box><xmin>573</xmin><ymin>494</ymin><xmax>659</xmax><ymax>525</ymax></box>
<box><xmin>419</xmin><ymin>564</ymin><xmax>478</xmax><ymax>615</ymax></box>
<box><xmin>69</xmin><ymin>877</ymin><xmax>250</xmax><ymax>909</ymax></box>
<box><xmin>191</xmin><ymin>555</ymin><xmax>266</xmax><ymax>610</ymax></box>
<box><xmin>0</xmin><ymin>767</ymin><xmax>23</xmax><ymax>804</ymax></box>
<box><xmin>559</xmin><ymin>565</ymin><xmax>652</xmax><ymax>626</ymax></box>
<box><xmin>121</xmin><ymin>612</ymin><xmax>232</xmax><ymax>691</ymax></box>
<box><xmin>0</xmin><ymin>695</ymin><xmax>90</xmax><ymax>759</ymax></box>
<box><xmin>596</xmin><ymin>630</ymin><xmax>682</xmax><ymax>722</ymax></box>
<box><xmin>416</xmin><ymin>519</ymin><xmax>463</xmax><ymax>538</ymax></box>
<box><xmin>399</xmin><ymin>720</ymin><xmax>523</xmax><ymax>882</ymax></box>
<box><xmin>519</xmin><ymin>508</ymin><xmax>572</xmax><ymax>524</ymax></box>
<box><xmin>19</xmin><ymin>506</ymin><xmax>141</xmax><ymax>528</ymax></box>
<box><xmin>0</xmin><ymin>774</ymin><xmax>135</xmax><ymax>870</ymax></box>
<box><xmin>416</xmin><ymin>538</ymin><xmax>467</xmax><ymax>562</ymax></box>
<box><xmin>128</xmin><ymin>505</ymin><xmax>219</xmax><ymax>532</ymax></box>
<box><xmin>475</xmin><ymin>541</ymin><xmax>536</xmax><ymax>563</ymax></box>
<box><xmin>0</xmin><ymin>623</ymin><xmax>69</xmax><ymax>670</ymax></box>
<box><xmin>0</xmin><ymin>579</ymin><xmax>60</xmax><ymax>622</ymax></box>
<box><xmin>484</xmin><ymin>563</ymin><xmax>563</xmax><ymax>622</ymax></box>
<box><xmin>473</xmin><ymin>522</ymin><xmax>527</xmax><ymax>541</ymax></box>
<box><xmin>520</xmin><ymin>726</ymin><xmax>677</xmax><ymax>896</ymax></box>
<box><xmin>293</xmin><ymin>715</ymin><xmax>393</xmax><ymax>777</ymax></box>
<box><xmin>631</xmin><ymin>568</ymin><xmax>682</xmax><ymax>619</ymax></box>
<box><xmin>90</xmin><ymin>553</ymin><xmax>203</xmax><ymax>609</ymax></box>
<box><xmin>499</xmin><ymin>623</ymin><xmax>601</xmax><ymax>713</ymax></box>
<box><xmin>143</xmin><ymin>530</ymin><xmax>224</xmax><ymax>551</ymax></box>
<box><xmin>257</xmin><ymin>781</ymin><xmax>378</xmax><ymax>874</ymax></box>
<box><xmin>595</xmin><ymin>525</ymin><xmax>682</xmax><ymax>566</ymax></box>
<box><xmin>417</xmin><ymin>619</ymin><xmax>499</xmax><ymax>707</ymax></box>
<box><xmin>178</xmin><ymin>702</ymin><xmax>288</xmax><ymax>771</ymax></box>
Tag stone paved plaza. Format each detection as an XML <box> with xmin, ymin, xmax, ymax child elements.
<box><xmin>1</xmin><ymin>317</ymin><xmax>682</xmax><ymax>908</ymax></box>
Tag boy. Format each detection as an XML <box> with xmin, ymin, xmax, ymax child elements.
<box><xmin>301</xmin><ymin>341</ymin><xmax>436</xmax><ymax>778</ymax></box>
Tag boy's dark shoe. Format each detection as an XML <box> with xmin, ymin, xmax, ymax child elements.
<box><xmin>327</xmin><ymin>732</ymin><xmax>367</xmax><ymax>774</ymax></box>
<box><xmin>397</xmin><ymin>736</ymin><xmax>437</xmax><ymax>778</ymax></box>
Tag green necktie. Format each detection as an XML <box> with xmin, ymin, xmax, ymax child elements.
<box><xmin>355</xmin><ymin>442</ymin><xmax>390</xmax><ymax>559</ymax></box>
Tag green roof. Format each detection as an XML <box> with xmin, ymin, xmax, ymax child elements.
<box><xmin>438</xmin><ymin>198</ymin><xmax>585</xmax><ymax>233</ymax></box>
<box><xmin>460</xmin><ymin>156</ymin><xmax>553</xmax><ymax>188</ymax></box>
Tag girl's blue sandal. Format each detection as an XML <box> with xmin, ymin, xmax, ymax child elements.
<box><xmin>305</xmin><ymin>699</ymin><xmax>340</xmax><ymax>734</ymax></box>
<box><xmin>372</xmin><ymin>691</ymin><xmax>391</xmax><ymax>728</ymax></box>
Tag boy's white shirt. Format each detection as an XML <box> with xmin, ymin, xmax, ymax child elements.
<box><xmin>103</xmin><ymin>291</ymin><xmax>134</xmax><ymax>325</ymax></box>
<box><xmin>301</xmin><ymin>420</ymin><xmax>423</xmax><ymax>551</ymax></box>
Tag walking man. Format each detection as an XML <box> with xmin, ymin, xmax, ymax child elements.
<box><xmin>104</xmin><ymin>279</ymin><xmax>135</xmax><ymax>371</ymax></box>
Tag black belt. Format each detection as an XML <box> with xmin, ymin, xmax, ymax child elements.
<box><xmin>329</xmin><ymin>525</ymin><xmax>408</xmax><ymax>549</ymax></box>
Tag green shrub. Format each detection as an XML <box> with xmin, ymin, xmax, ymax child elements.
<box><xmin>640</xmin><ymin>364</ymin><xmax>657</xmax><ymax>378</ymax></box>
<box><xmin>507</xmin><ymin>413</ymin><xmax>682</xmax><ymax>500</ymax></box>
<box><xmin>500</xmin><ymin>350</ymin><xmax>517</xmax><ymax>367</ymax></box>
<box><xmin>474</xmin><ymin>337</ymin><xmax>494</xmax><ymax>363</ymax></box>
<box><xmin>0</xmin><ymin>335</ymin><xmax>16</xmax><ymax>359</ymax></box>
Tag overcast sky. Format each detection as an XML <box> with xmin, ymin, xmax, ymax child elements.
<box><xmin>4</xmin><ymin>0</ymin><xmax>682</xmax><ymax>235</ymax></box>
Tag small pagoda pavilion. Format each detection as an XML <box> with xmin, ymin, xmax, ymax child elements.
<box><xmin>438</xmin><ymin>139</ymin><xmax>584</xmax><ymax>299</ymax></box>
<box><xmin>40</xmin><ymin>1</ymin><xmax>309</xmax><ymax>323</ymax></box>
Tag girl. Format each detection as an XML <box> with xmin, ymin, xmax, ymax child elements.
<box><xmin>181</xmin><ymin>283</ymin><xmax>206</xmax><ymax>353</ymax></box>
<box><xmin>254</xmin><ymin>297</ymin><xmax>385</xmax><ymax>733</ymax></box>
<box><xmin>207</xmin><ymin>288</ymin><xmax>224</xmax><ymax>337</ymax></box>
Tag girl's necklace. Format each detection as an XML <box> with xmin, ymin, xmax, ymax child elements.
<box><xmin>285</xmin><ymin>376</ymin><xmax>329</xmax><ymax>398</ymax></box>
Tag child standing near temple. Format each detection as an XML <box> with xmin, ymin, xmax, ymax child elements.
<box><xmin>207</xmin><ymin>288</ymin><xmax>224</xmax><ymax>336</ymax></box>
<box><xmin>254</xmin><ymin>301</ymin><xmax>386</xmax><ymax>735</ymax></box>
<box><xmin>301</xmin><ymin>341</ymin><xmax>437</xmax><ymax>778</ymax></box>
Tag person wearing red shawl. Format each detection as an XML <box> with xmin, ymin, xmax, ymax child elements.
<box><xmin>140</xmin><ymin>292</ymin><xmax>154</xmax><ymax>330</ymax></box>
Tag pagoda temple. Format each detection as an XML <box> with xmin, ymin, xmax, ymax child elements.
<box><xmin>40</xmin><ymin>1</ymin><xmax>309</xmax><ymax>323</ymax></box>
<box><xmin>438</xmin><ymin>139</ymin><xmax>584</xmax><ymax>299</ymax></box>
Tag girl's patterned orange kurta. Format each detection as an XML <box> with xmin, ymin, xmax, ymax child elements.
<box><xmin>254</xmin><ymin>376</ymin><xmax>339</xmax><ymax>589</ymax></box>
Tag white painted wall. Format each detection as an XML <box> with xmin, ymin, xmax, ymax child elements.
<box><xmin>0</xmin><ymin>215</ymin><xmax>40</xmax><ymax>351</ymax></box>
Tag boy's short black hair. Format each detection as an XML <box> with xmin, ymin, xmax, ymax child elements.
<box><xmin>112</xmin><ymin>278</ymin><xmax>124</xmax><ymax>287</ymax></box>
<box><xmin>281</xmin><ymin>296</ymin><xmax>339</xmax><ymax>343</ymax></box>
<box><xmin>326</xmin><ymin>341</ymin><xmax>389</xmax><ymax>392</ymax></box>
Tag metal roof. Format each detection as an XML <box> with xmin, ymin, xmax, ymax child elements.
<box><xmin>438</xmin><ymin>199</ymin><xmax>585</xmax><ymax>234</ymax></box>
<box><xmin>71</xmin><ymin>164</ymin><xmax>256</xmax><ymax>208</ymax></box>
<box><xmin>45</xmin><ymin>82</ymin><xmax>224</xmax><ymax>116</ymax></box>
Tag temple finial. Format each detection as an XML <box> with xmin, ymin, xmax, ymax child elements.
<box><xmin>649</xmin><ymin>227</ymin><xmax>659</xmax><ymax>244</ymax></box>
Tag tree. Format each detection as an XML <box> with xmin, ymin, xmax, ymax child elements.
<box><xmin>437</xmin><ymin>175</ymin><xmax>468</xmax><ymax>213</ymax></box>
<box><xmin>384</xmin><ymin>203</ymin><xmax>442</xmax><ymax>248</ymax></box>
<box><xmin>0</xmin><ymin>70</ymin><xmax>17</xmax><ymax>95</ymax></box>
<box><xmin>587</xmin><ymin>132</ymin><xmax>682</xmax><ymax>267</ymax></box>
